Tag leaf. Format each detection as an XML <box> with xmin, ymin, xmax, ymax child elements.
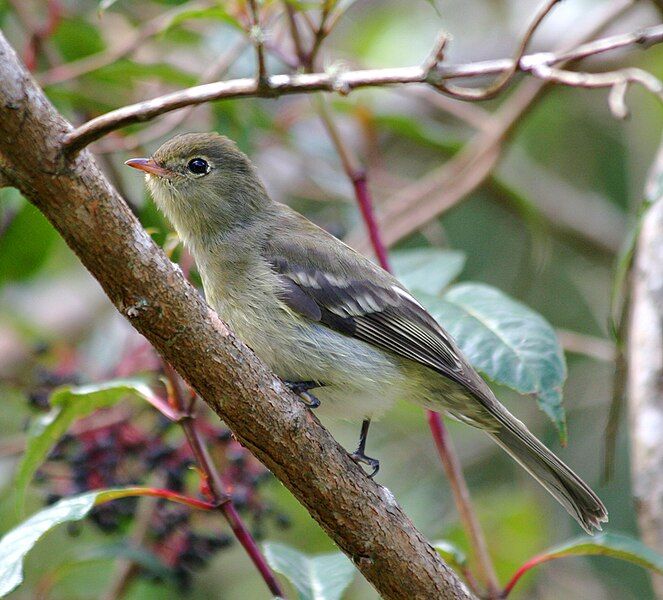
<box><xmin>164</xmin><ymin>6</ymin><xmax>243</xmax><ymax>33</ymax></box>
<box><xmin>52</xmin><ymin>18</ymin><xmax>105</xmax><ymax>62</ymax></box>
<box><xmin>263</xmin><ymin>542</ymin><xmax>356</xmax><ymax>600</ymax></box>
<box><xmin>15</xmin><ymin>379</ymin><xmax>159</xmax><ymax>510</ymax></box>
<box><xmin>433</xmin><ymin>540</ymin><xmax>467</xmax><ymax>574</ymax></box>
<box><xmin>505</xmin><ymin>533</ymin><xmax>663</xmax><ymax>596</ymax></box>
<box><xmin>421</xmin><ymin>283</ymin><xmax>568</xmax><ymax>441</ymax></box>
<box><xmin>544</xmin><ymin>533</ymin><xmax>663</xmax><ymax>571</ymax></box>
<box><xmin>0</xmin><ymin>487</ymin><xmax>199</xmax><ymax>598</ymax></box>
<box><xmin>0</xmin><ymin>196</ymin><xmax>59</xmax><ymax>284</ymax></box>
<box><xmin>391</xmin><ymin>248</ymin><xmax>466</xmax><ymax>296</ymax></box>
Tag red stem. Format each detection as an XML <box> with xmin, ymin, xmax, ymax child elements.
<box><xmin>345</xmin><ymin>141</ymin><xmax>500</xmax><ymax>597</ymax></box>
<box><xmin>428</xmin><ymin>412</ymin><xmax>499</xmax><ymax>596</ymax></box>
<box><xmin>502</xmin><ymin>554</ymin><xmax>550</xmax><ymax>597</ymax></box>
<box><xmin>352</xmin><ymin>175</ymin><xmax>391</xmax><ymax>271</ymax></box>
<box><xmin>121</xmin><ymin>487</ymin><xmax>218</xmax><ymax>511</ymax></box>
<box><xmin>163</xmin><ymin>363</ymin><xmax>285</xmax><ymax>598</ymax></box>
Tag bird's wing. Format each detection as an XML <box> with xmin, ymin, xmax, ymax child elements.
<box><xmin>263</xmin><ymin>216</ymin><xmax>484</xmax><ymax>393</ymax></box>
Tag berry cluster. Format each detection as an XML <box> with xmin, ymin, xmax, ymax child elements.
<box><xmin>29</xmin><ymin>350</ymin><xmax>289</xmax><ymax>590</ymax></box>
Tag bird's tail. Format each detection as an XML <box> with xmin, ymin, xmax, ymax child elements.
<box><xmin>488</xmin><ymin>410</ymin><xmax>607</xmax><ymax>534</ymax></box>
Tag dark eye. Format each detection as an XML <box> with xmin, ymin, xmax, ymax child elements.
<box><xmin>187</xmin><ymin>158</ymin><xmax>209</xmax><ymax>175</ymax></box>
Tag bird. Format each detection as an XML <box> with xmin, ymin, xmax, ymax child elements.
<box><xmin>126</xmin><ymin>131</ymin><xmax>608</xmax><ymax>534</ymax></box>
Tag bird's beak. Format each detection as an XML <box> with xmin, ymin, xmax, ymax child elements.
<box><xmin>124</xmin><ymin>157</ymin><xmax>173</xmax><ymax>178</ymax></box>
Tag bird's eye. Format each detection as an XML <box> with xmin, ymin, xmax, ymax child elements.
<box><xmin>187</xmin><ymin>158</ymin><xmax>209</xmax><ymax>175</ymax></box>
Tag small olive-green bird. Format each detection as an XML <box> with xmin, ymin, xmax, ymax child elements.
<box><xmin>126</xmin><ymin>132</ymin><xmax>607</xmax><ymax>533</ymax></box>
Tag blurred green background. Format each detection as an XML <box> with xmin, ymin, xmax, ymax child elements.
<box><xmin>1</xmin><ymin>0</ymin><xmax>662</xmax><ymax>598</ymax></box>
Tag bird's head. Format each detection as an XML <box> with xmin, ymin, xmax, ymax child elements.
<box><xmin>126</xmin><ymin>132</ymin><xmax>269</xmax><ymax>241</ymax></box>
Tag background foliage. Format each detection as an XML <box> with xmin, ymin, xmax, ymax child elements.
<box><xmin>1</xmin><ymin>0</ymin><xmax>662</xmax><ymax>598</ymax></box>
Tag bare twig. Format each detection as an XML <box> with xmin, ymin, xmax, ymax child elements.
<box><xmin>38</xmin><ymin>1</ymin><xmax>215</xmax><ymax>86</ymax></box>
<box><xmin>313</xmin><ymin>96</ymin><xmax>499</xmax><ymax>600</ymax></box>
<box><xmin>0</xmin><ymin>31</ymin><xmax>474</xmax><ymax>598</ymax></box>
<box><xmin>61</xmin><ymin>23</ymin><xmax>663</xmax><ymax>154</ymax></box>
<box><xmin>162</xmin><ymin>362</ymin><xmax>285</xmax><ymax>598</ymax></box>
<box><xmin>526</xmin><ymin>63</ymin><xmax>663</xmax><ymax>119</ymax></box>
<box><xmin>101</xmin><ymin>474</ymin><xmax>166</xmax><ymax>600</ymax></box>
<box><xmin>347</xmin><ymin>0</ymin><xmax>641</xmax><ymax>253</ymax></box>
<box><xmin>95</xmin><ymin>39</ymin><xmax>248</xmax><ymax>153</ymax></box>
<box><xmin>428</xmin><ymin>0</ymin><xmax>561</xmax><ymax>100</ymax></box>
<box><xmin>557</xmin><ymin>329</ymin><xmax>616</xmax><ymax>362</ymax></box>
<box><xmin>283</xmin><ymin>2</ymin><xmax>307</xmax><ymax>65</ymax></box>
<box><xmin>9</xmin><ymin>0</ymin><xmax>61</xmax><ymax>69</ymax></box>
<box><xmin>307</xmin><ymin>0</ymin><xmax>333</xmax><ymax>70</ymax></box>
<box><xmin>247</xmin><ymin>0</ymin><xmax>268</xmax><ymax>86</ymax></box>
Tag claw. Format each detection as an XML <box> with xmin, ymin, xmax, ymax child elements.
<box><xmin>350</xmin><ymin>450</ymin><xmax>380</xmax><ymax>478</ymax></box>
<box><xmin>284</xmin><ymin>380</ymin><xmax>321</xmax><ymax>409</ymax></box>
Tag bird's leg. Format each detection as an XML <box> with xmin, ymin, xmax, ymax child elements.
<box><xmin>284</xmin><ymin>380</ymin><xmax>321</xmax><ymax>409</ymax></box>
<box><xmin>351</xmin><ymin>419</ymin><xmax>380</xmax><ymax>478</ymax></box>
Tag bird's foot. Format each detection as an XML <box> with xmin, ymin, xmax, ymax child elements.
<box><xmin>350</xmin><ymin>449</ymin><xmax>380</xmax><ymax>478</ymax></box>
<box><xmin>284</xmin><ymin>380</ymin><xmax>321</xmax><ymax>409</ymax></box>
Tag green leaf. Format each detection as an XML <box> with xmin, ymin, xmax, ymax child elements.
<box><xmin>52</xmin><ymin>18</ymin><xmax>105</xmax><ymax>62</ymax></box>
<box><xmin>164</xmin><ymin>6</ymin><xmax>243</xmax><ymax>33</ymax></box>
<box><xmin>0</xmin><ymin>487</ymin><xmax>191</xmax><ymax>597</ymax></box>
<box><xmin>15</xmin><ymin>379</ymin><xmax>157</xmax><ymax>510</ymax></box>
<box><xmin>433</xmin><ymin>540</ymin><xmax>467</xmax><ymax>574</ymax></box>
<box><xmin>392</xmin><ymin>248</ymin><xmax>466</xmax><ymax>296</ymax></box>
<box><xmin>263</xmin><ymin>542</ymin><xmax>356</xmax><ymax>600</ymax></box>
<box><xmin>0</xmin><ymin>195</ymin><xmax>58</xmax><ymax>284</ymax></box>
<box><xmin>90</xmin><ymin>59</ymin><xmax>197</xmax><ymax>87</ymax></box>
<box><xmin>506</xmin><ymin>533</ymin><xmax>663</xmax><ymax>595</ymax></box>
<box><xmin>543</xmin><ymin>533</ymin><xmax>663</xmax><ymax>571</ymax></box>
<box><xmin>421</xmin><ymin>283</ymin><xmax>568</xmax><ymax>440</ymax></box>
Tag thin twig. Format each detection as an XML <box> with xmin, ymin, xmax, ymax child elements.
<box><xmin>95</xmin><ymin>38</ymin><xmax>248</xmax><ymax>153</ymax></box>
<box><xmin>101</xmin><ymin>474</ymin><xmax>166</xmax><ymax>600</ymax></box>
<box><xmin>38</xmin><ymin>1</ymin><xmax>215</xmax><ymax>86</ymax></box>
<box><xmin>428</xmin><ymin>412</ymin><xmax>500</xmax><ymax>597</ymax></box>
<box><xmin>283</xmin><ymin>2</ymin><xmax>307</xmax><ymax>65</ymax></box>
<box><xmin>61</xmin><ymin>23</ymin><xmax>663</xmax><ymax>154</ymax></box>
<box><xmin>526</xmin><ymin>64</ymin><xmax>663</xmax><ymax>119</ymax></box>
<box><xmin>346</xmin><ymin>0</ymin><xmax>641</xmax><ymax>254</ymax></box>
<box><xmin>163</xmin><ymin>363</ymin><xmax>285</xmax><ymax>598</ymax></box>
<box><xmin>557</xmin><ymin>329</ymin><xmax>616</xmax><ymax>362</ymax></box>
<box><xmin>247</xmin><ymin>0</ymin><xmax>268</xmax><ymax>86</ymax></box>
<box><xmin>307</xmin><ymin>0</ymin><xmax>333</xmax><ymax>70</ymax></box>
<box><xmin>428</xmin><ymin>0</ymin><xmax>561</xmax><ymax>100</ymax></box>
<box><xmin>313</xmin><ymin>90</ymin><xmax>500</xmax><ymax>600</ymax></box>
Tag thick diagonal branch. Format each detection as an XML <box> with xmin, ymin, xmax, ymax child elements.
<box><xmin>0</xmin><ymin>32</ymin><xmax>473</xmax><ymax>600</ymax></box>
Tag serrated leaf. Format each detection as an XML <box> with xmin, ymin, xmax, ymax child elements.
<box><xmin>0</xmin><ymin>487</ymin><xmax>192</xmax><ymax>598</ymax></box>
<box><xmin>392</xmin><ymin>248</ymin><xmax>465</xmax><ymax>296</ymax></box>
<box><xmin>506</xmin><ymin>533</ymin><xmax>663</xmax><ymax>595</ymax></box>
<box><xmin>263</xmin><ymin>542</ymin><xmax>355</xmax><ymax>600</ymax></box>
<box><xmin>433</xmin><ymin>540</ymin><xmax>467</xmax><ymax>574</ymax></box>
<box><xmin>15</xmin><ymin>379</ymin><xmax>158</xmax><ymax>510</ymax></box>
<box><xmin>421</xmin><ymin>283</ymin><xmax>567</xmax><ymax>441</ymax></box>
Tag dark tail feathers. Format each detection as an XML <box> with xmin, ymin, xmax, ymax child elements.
<box><xmin>490</xmin><ymin>412</ymin><xmax>607</xmax><ymax>534</ymax></box>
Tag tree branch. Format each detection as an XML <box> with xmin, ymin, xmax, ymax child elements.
<box><xmin>0</xmin><ymin>31</ymin><xmax>473</xmax><ymax>600</ymax></box>
<box><xmin>628</xmin><ymin>136</ymin><xmax>663</xmax><ymax>598</ymax></box>
<box><xmin>60</xmin><ymin>23</ymin><xmax>663</xmax><ymax>154</ymax></box>
<box><xmin>346</xmin><ymin>0</ymin><xmax>641</xmax><ymax>254</ymax></box>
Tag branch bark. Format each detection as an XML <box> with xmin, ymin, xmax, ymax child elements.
<box><xmin>0</xmin><ymin>31</ymin><xmax>473</xmax><ymax>600</ymax></box>
<box><xmin>629</xmin><ymin>139</ymin><xmax>663</xmax><ymax>598</ymax></box>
